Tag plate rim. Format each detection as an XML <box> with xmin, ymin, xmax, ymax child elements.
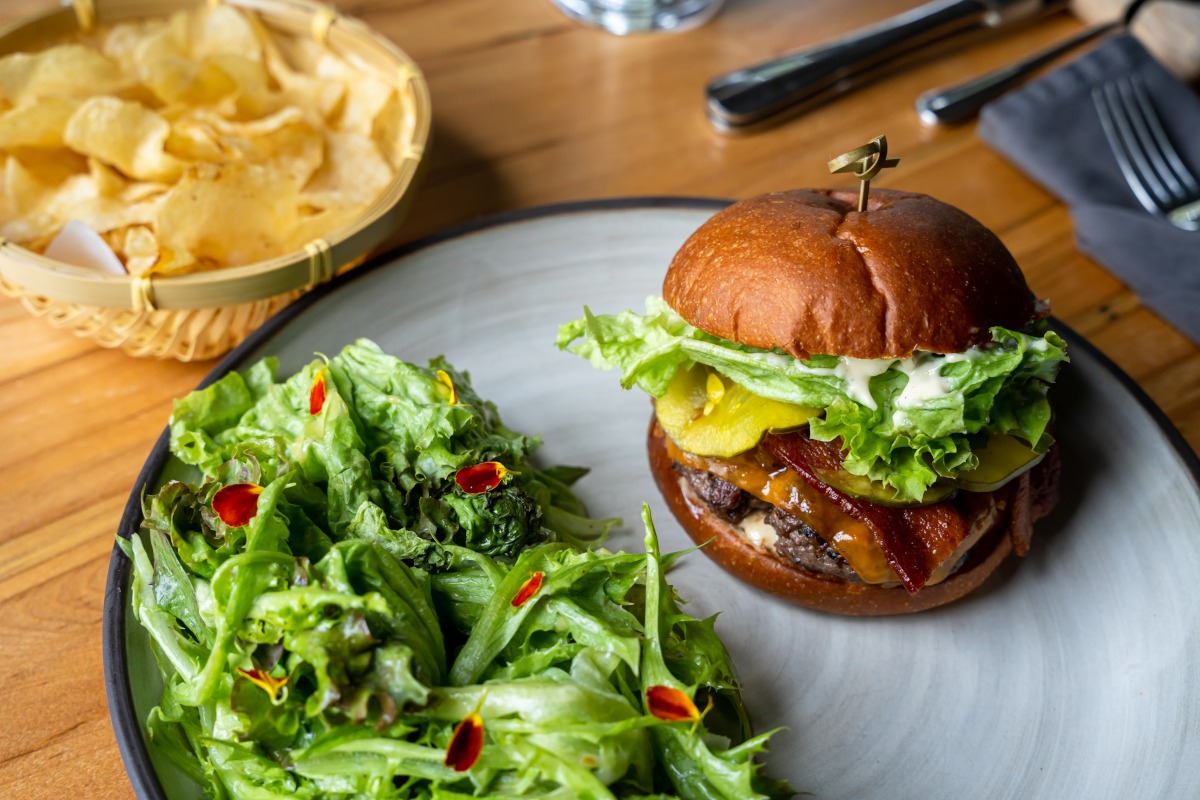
<box><xmin>102</xmin><ymin>196</ymin><xmax>1200</xmax><ymax>800</ymax></box>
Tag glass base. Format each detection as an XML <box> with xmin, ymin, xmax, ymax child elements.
<box><xmin>550</xmin><ymin>0</ymin><xmax>724</xmax><ymax>35</ymax></box>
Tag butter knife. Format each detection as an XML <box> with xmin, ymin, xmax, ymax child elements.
<box><xmin>706</xmin><ymin>0</ymin><xmax>1068</xmax><ymax>133</ymax></box>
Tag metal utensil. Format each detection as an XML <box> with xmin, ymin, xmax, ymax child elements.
<box><xmin>916</xmin><ymin>21</ymin><xmax>1117</xmax><ymax>125</ymax></box>
<box><xmin>1092</xmin><ymin>75</ymin><xmax>1200</xmax><ymax>231</ymax></box>
<box><xmin>705</xmin><ymin>0</ymin><xmax>1067</xmax><ymax>133</ymax></box>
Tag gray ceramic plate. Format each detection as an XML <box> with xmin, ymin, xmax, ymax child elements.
<box><xmin>105</xmin><ymin>199</ymin><xmax>1200</xmax><ymax>799</ymax></box>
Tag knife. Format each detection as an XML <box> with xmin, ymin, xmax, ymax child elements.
<box><xmin>915</xmin><ymin>20</ymin><xmax>1118</xmax><ymax>125</ymax></box>
<box><xmin>705</xmin><ymin>0</ymin><xmax>1068</xmax><ymax>133</ymax></box>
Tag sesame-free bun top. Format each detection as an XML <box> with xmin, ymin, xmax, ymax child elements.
<box><xmin>662</xmin><ymin>189</ymin><xmax>1041</xmax><ymax>359</ymax></box>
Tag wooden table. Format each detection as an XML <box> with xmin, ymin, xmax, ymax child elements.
<box><xmin>1</xmin><ymin>1</ymin><xmax>1196</xmax><ymax>796</ymax></box>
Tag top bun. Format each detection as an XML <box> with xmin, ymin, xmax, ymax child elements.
<box><xmin>662</xmin><ymin>189</ymin><xmax>1040</xmax><ymax>359</ymax></box>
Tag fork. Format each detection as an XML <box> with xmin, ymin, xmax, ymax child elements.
<box><xmin>1091</xmin><ymin>76</ymin><xmax>1200</xmax><ymax>231</ymax></box>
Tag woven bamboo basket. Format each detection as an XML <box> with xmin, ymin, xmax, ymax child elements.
<box><xmin>0</xmin><ymin>0</ymin><xmax>431</xmax><ymax>360</ymax></box>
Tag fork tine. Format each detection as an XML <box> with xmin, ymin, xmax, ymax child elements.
<box><xmin>1117</xmin><ymin>78</ymin><xmax>1189</xmax><ymax>202</ymax></box>
<box><xmin>1092</xmin><ymin>84</ymin><xmax>1165</xmax><ymax>215</ymax></box>
<box><xmin>1128</xmin><ymin>75</ymin><xmax>1200</xmax><ymax>197</ymax></box>
<box><xmin>1107</xmin><ymin>80</ymin><xmax>1176</xmax><ymax>207</ymax></box>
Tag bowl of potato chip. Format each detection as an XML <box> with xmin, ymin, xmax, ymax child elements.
<box><xmin>0</xmin><ymin>0</ymin><xmax>430</xmax><ymax>359</ymax></box>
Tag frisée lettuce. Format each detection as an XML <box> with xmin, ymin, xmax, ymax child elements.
<box><xmin>557</xmin><ymin>297</ymin><xmax>1067</xmax><ymax>503</ymax></box>
<box><xmin>122</xmin><ymin>339</ymin><xmax>791</xmax><ymax>799</ymax></box>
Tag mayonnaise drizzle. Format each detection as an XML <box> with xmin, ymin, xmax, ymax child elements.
<box><xmin>796</xmin><ymin>350</ymin><xmax>977</xmax><ymax>410</ymax></box>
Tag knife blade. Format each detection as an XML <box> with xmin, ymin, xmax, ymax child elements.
<box><xmin>705</xmin><ymin>0</ymin><xmax>1068</xmax><ymax>133</ymax></box>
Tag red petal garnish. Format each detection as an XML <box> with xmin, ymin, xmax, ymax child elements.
<box><xmin>646</xmin><ymin>685</ymin><xmax>700</xmax><ymax>722</ymax></box>
<box><xmin>436</xmin><ymin>369</ymin><xmax>458</xmax><ymax>405</ymax></box>
<box><xmin>454</xmin><ymin>461</ymin><xmax>508</xmax><ymax>494</ymax></box>
<box><xmin>309</xmin><ymin>370</ymin><xmax>327</xmax><ymax>415</ymax></box>
<box><xmin>510</xmin><ymin>571</ymin><xmax>544</xmax><ymax>608</ymax></box>
<box><xmin>444</xmin><ymin>712</ymin><xmax>484</xmax><ymax>772</ymax></box>
<box><xmin>236</xmin><ymin>667</ymin><xmax>288</xmax><ymax>701</ymax></box>
<box><xmin>212</xmin><ymin>483</ymin><xmax>264</xmax><ymax>527</ymax></box>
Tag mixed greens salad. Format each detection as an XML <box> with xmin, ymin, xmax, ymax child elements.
<box><xmin>558</xmin><ymin>297</ymin><xmax>1068</xmax><ymax>503</ymax></box>
<box><xmin>122</xmin><ymin>338</ymin><xmax>790</xmax><ymax>799</ymax></box>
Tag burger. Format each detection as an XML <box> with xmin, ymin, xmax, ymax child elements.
<box><xmin>557</xmin><ymin>188</ymin><xmax>1067</xmax><ymax>615</ymax></box>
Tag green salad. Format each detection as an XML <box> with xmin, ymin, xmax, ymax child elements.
<box><xmin>122</xmin><ymin>338</ymin><xmax>790</xmax><ymax>799</ymax></box>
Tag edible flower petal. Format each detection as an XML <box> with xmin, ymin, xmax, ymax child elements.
<box><xmin>309</xmin><ymin>370</ymin><xmax>327</xmax><ymax>415</ymax></box>
<box><xmin>646</xmin><ymin>685</ymin><xmax>700</xmax><ymax>722</ymax></box>
<box><xmin>436</xmin><ymin>369</ymin><xmax>459</xmax><ymax>405</ymax></box>
<box><xmin>510</xmin><ymin>571</ymin><xmax>544</xmax><ymax>608</ymax></box>
<box><xmin>454</xmin><ymin>461</ymin><xmax>508</xmax><ymax>494</ymax></box>
<box><xmin>444</xmin><ymin>712</ymin><xmax>484</xmax><ymax>772</ymax></box>
<box><xmin>236</xmin><ymin>666</ymin><xmax>288</xmax><ymax>702</ymax></box>
<box><xmin>212</xmin><ymin>483</ymin><xmax>264</xmax><ymax>527</ymax></box>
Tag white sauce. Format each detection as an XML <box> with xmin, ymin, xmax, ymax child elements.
<box><xmin>895</xmin><ymin>358</ymin><xmax>949</xmax><ymax>405</ymax></box>
<box><xmin>738</xmin><ymin>510</ymin><xmax>779</xmax><ymax>554</ymax></box>
<box><xmin>788</xmin><ymin>349</ymin><xmax>977</xmax><ymax>410</ymax></box>
<box><xmin>830</xmin><ymin>358</ymin><xmax>899</xmax><ymax>409</ymax></box>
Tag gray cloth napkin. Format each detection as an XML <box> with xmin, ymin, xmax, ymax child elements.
<box><xmin>978</xmin><ymin>33</ymin><xmax>1200</xmax><ymax>344</ymax></box>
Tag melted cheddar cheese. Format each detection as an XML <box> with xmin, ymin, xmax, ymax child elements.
<box><xmin>665</xmin><ymin>438</ymin><xmax>900</xmax><ymax>585</ymax></box>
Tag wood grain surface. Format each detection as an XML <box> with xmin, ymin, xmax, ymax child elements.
<box><xmin>0</xmin><ymin>1</ymin><xmax>1196</xmax><ymax>797</ymax></box>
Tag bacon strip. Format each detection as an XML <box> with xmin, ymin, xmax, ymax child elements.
<box><xmin>1007</xmin><ymin>473</ymin><xmax>1034</xmax><ymax>557</ymax></box>
<box><xmin>762</xmin><ymin>432</ymin><xmax>968</xmax><ymax>593</ymax></box>
<box><xmin>1007</xmin><ymin>443</ymin><xmax>1061</xmax><ymax>557</ymax></box>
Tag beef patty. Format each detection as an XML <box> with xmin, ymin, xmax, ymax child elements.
<box><xmin>674</xmin><ymin>463</ymin><xmax>859</xmax><ymax>582</ymax></box>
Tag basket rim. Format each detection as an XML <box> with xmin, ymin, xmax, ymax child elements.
<box><xmin>0</xmin><ymin>0</ymin><xmax>431</xmax><ymax>311</ymax></box>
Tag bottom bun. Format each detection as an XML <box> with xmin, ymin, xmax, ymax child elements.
<box><xmin>647</xmin><ymin>417</ymin><xmax>1014</xmax><ymax>616</ymax></box>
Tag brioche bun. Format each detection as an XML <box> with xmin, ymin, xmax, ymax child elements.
<box><xmin>662</xmin><ymin>188</ymin><xmax>1040</xmax><ymax>360</ymax></box>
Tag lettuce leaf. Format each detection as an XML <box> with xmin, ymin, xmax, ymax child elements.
<box><xmin>558</xmin><ymin>297</ymin><xmax>1067</xmax><ymax>503</ymax></box>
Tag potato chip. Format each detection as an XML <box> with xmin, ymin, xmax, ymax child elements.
<box><xmin>303</xmin><ymin>132</ymin><xmax>392</xmax><ymax>209</ymax></box>
<box><xmin>197</xmin><ymin>106</ymin><xmax>305</xmax><ymax>139</ymax></box>
<box><xmin>340</xmin><ymin>76</ymin><xmax>395</xmax><ymax>139</ymax></box>
<box><xmin>206</xmin><ymin>54</ymin><xmax>273</xmax><ymax>120</ymax></box>
<box><xmin>64</xmin><ymin>97</ymin><xmax>185</xmax><ymax>182</ymax></box>
<box><xmin>0</xmin><ymin>97</ymin><xmax>78</xmax><ymax>149</ymax></box>
<box><xmin>123</xmin><ymin>225</ymin><xmax>160</xmax><ymax>275</ymax></box>
<box><xmin>88</xmin><ymin>159</ymin><xmax>128</xmax><ymax>197</ymax></box>
<box><xmin>4</xmin><ymin>155</ymin><xmax>47</xmax><ymax>216</ymax></box>
<box><xmin>241</xmin><ymin>122</ymin><xmax>325</xmax><ymax>186</ymax></box>
<box><xmin>371</xmin><ymin>89</ymin><xmax>410</xmax><ymax>171</ymax></box>
<box><xmin>165</xmin><ymin>118</ymin><xmax>232</xmax><ymax>163</ymax></box>
<box><xmin>9</xmin><ymin>147</ymin><xmax>88</xmax><ymax>186</ymax></box>
<box><xmin>0</xmin><ymin>162</ymin><xmax>159</xmax><ymax>239</ymax></box>
<box><xmin>44</xmin><ymin>173</ymin><xmax>101</xmax><ymax>215</ymax></box>
<box><xmin>285</xmin><ymin>204</ymin><xmax>363</xmax><ymax>253</ymax></box>
<box><xmin>178</xmin><ymin>107</ymin><xmax>325</xmax><ymax>184</ymax></box>
<box><xmin>101</xmin><ymin>20</ymin><xmax>166</xmax><ymax>74</ymax></box>
<box><xmin>129</xmin><ymin>12</ymin><xmax>190</xmax><ymax>74</ymax></box>
<box><xmin>157</xmin><ymin>162</ymin><xmax>301</xmax><ymax>266</ymax></box>
<box><xmin>1</xmin><ymin>158</ymin><xmax>87</xmax><ymax>242</ymax></box>
<box><xmin>262</xmin><ymin>35</ymin><xmax>345</xmax><ymax>121</ymax></box>
<box><xmin>121</xmin><ymin>180</ymin><xmax>170</xmax><ymax>203</ymax></box>
<box><xmin>188</xmin><ymin>6</ymin><xmax>264</xmax><ymax>63</ymax></box>
<box><xmin>310</xmin><ymin>52</ymin><xmax>395</xmax><ymax>137</ymax></box>
<box><xmin>0</xmin><ymin>45</ymin><xmax>128</xmax><ymax>106</ymax></box>
<box><xmin>143</xmin><ymin>55</ymin><xmax>237</xmax><ymax>107</ymax></box>
<box><xmin>53</xmin><ymin>195</ymin><xmax>162</xmax><ymax>234</ymax></box>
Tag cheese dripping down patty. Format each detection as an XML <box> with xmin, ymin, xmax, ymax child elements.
<box><xmin>668</xmin><ymin>438</ymin><xmax>1004</xmax><ymax>588</ymax></box>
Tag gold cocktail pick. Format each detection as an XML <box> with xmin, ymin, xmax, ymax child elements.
<box><xmin>828</xmin><ymin>135</ymin><xmax>900</xmax><ymax>212</ymax></box>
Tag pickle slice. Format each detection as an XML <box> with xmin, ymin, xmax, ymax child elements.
<box><xmin>812</xmin><ymin>466</ymin><xmax>956</xmax><ymax>507</ymax></box>
<box><xmin>655</xmin><ymin>365</ymin><xmax>818</xmax><ymax>458</ymax></box>
<box><xmin>955</xmin><ymin>434</ymin><xmax>1045</xmax><ymax>492</ymax></box>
